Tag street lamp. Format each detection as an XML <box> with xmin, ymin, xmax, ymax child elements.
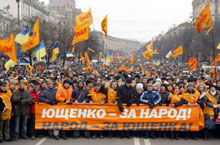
<box><xmin>16</xmin><ymin>0</ymin><xmax>20</xmax><ymax>28</ymax></box>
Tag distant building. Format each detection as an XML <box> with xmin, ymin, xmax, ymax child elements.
<box><xmin>0</xmin><ymin>0</ymin><xmax>61</xmax><ymax>26</ymax></box>
<box><xmin>164</xmin><ymin>21</ymin><xmax>192</xmax><ymax>38</ymax></box>
<box><xmin>0</xmin><ymin>6</ymin><xmax>16</xmax><ymax>39</ymax></box>
<box><xmin>49</xmin><ymin>0</ymin><xmax>82</xmax><ymax>29</ymax></box>
<box><xmin>91</xmin><ymin>31</ymin><xmax>141</xmax><ymax>52</ymax></box>
<box><xmin>192</xmin><ymin>0</ymin><xmax>220</xmax><ymax>23</ymax></box>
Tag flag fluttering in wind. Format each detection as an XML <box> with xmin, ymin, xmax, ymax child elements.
<box><xmin>26</xmin><ymin>64</ymin><xmax>34</xmax><ymax>72</ymax></box>
<box><xmin>195</xmin><ymin>3</ymin><xmax>212</xmax><ymax>34</ymax></box>
<box><xmin>51</xmin><ymin>42</ymin><xmax>59</xmax><ymax>62</ymax></box>
<box><xmin>80</xmin><ymin>53</ymin><xmax>85</xmax><ymax>64</ymax></box>
<box><xmin>0</xmin><ymin>34</ymin><xmax>17</xmax><ymax>62</ymax></box>
<box><xmin>15</xmin><ymin>26</ymin><xmax>29</xmax><ymax>44</ymax></box>
<box><xmin>166</xmin><ymin>51</ymin><xmax>172</xmax><ymax>59</ymax></box>
<box><xmin>72</xmin><ymin>45</ymin><xmax>75</xmax><ymax>53</ymax></box>
<box><xmin>215</xmin><ymin>52</ymin><xmax>220</xmax><ymax>63</ymax></box>
<box><xmin>142</xmin><ymin>50</ymin><xmax>151</xmax><ymax>60</ymax></box>
<box><xmin>5</xmin><ymin>59</ymin><xmax>17</xmax><ymax>70</ymax></box>
<box><xmin>188</xmin><ymin>57</ymin><xmax>197</xmax><ymax>70</ymax></box>
<box><xmin>210</xmin><ymin>57</ymin><xmax>215</xmax><ymax>74</ymax></box>
<box><xmin>4</xmin><ymin>55</ymin><xmax>23</xmax><ymax>70</ymax></box>
<box><xmin>88</xmin><ymin>48</ymin><xmax>95</xmax><ymax>52</ymax></box>
<box><xmin>146</xmin><ymin>39</ymin><xmax>154</xmax><ymax>52</ymax></box>
<box><xmin>75</xmin><ymin>8</ymin><xmax>93</xmax><ymax>28</ymax></box>
<box><xmin>22</xmin><ymin>19</ymin><xmax>40</xmax><ymax>51</ymax></box>
<box><xmin>36</xmin><ymin>41</ymin><xmax>46</xmax><ymax>62</ymax></box>
<box><xmin>172</xmin><ymin>46</ymin><xmax>183</xmax><ymax>58</ymax></box>
<box><xmin>85</xmin><ymin>52</ymin><xmax>90</xmax><ymax>66</ymax></box>
<box><xmin>217</xmin><ymin>43</ymin><xmax>220</xmax><ymax>50</ymax></box>
<box><xmin>106</xmin><ymin>53</ymin><xmax>111</xmax><ymax>62</ymax></box>
<box><xmin>118</xmin><ymin>64</ymin><xmax>128</xmax><ymax>73</ymax></box>
<box><xmin>130</xmin><ymin>51</ymin><xmax>135</xmax><ymax>64</ymax></box>
<box><xmin>101</xmin><ymin>15</ymin><xmax>107</xmax><ymax>38</ymax></box>
<box><xmin>72</xmin><ymin>24</ymin><xmax>89</xmax><ymax>46</ymax></box>
<box><xmin>66</xmin><ymin>51</ymin><xmax>74</xmax><ymax>57</ymax></box>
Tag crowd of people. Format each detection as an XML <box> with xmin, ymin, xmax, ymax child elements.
<box><xmin>0</xmin><ymin>61</ymin><xmax>220</xmax><ymax>143</ymax></box>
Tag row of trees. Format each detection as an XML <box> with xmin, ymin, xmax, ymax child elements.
<box><xmin>145</xmin><ymin>20</ymin><xmax>220</xmax><ymax>63</ymax></box>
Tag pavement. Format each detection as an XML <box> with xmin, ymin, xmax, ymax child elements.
<box><xmin>2</xmin><ymin>137</ymin><xmax>220</xmax><ymax>145</ymax></box>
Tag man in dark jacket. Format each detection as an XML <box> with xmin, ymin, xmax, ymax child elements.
<box><xmin>116</xmin><ymin>78</ymin><xmax>136</xmax><ymax>138</ymax></box>
<box><xmin>71</xmin><ymin>80</ymin><xmax>90</xmax><ymax>138</ymax></box>
<box><xmin>158</xmin><ymin>84</ymin><xmax>170</xmax><ymax>139</ymax></box>
<box><xmin>12</xmin><ymin>80</ymin><xmax>32</xmax><ymax>141</ymax></box>
<box><xmin>159</xmin><ymin>84</ymin><xmax>170</xmax><ymax>106</ymax></box>
<box><xmin>116</xmin><ymin>78</ymin><xmax>136</xmax><ymax>112</ymax></box>
<box><xmin>39</xmin><ymin>80</ymin><xmax>58</xmax><ymax>139</ymax></box>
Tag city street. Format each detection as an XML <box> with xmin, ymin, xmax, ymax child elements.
<box><xmin>2</xmin><ymin>137</ymin><xmax>220</xmax><ymax>145</ymax></box>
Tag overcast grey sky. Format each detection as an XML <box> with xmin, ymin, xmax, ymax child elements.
<box><xmin>41</xmin><ymin>0</ymin><xmax>193</xmax><ymax>42</ymax></box>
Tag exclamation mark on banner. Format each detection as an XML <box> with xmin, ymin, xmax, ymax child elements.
<box><xmin>187</xmin><ymin>109</ymin><xmax>192</xmax><ymax>118</ymax></box>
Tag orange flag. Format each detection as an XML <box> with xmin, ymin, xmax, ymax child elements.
<box><xmin>215</xmin><ymin>52</ymin><xmax>220</xmax><ymax>63</ymax></box>
<box><xmin>84</xmin><ymin>52</ymin><xmax>90</xmax><ymax>67</ymax></box>
<box><xmin>210</xmin><ymin>57</ymin><xmax>215</xmax><ymax>74</ymax></box>
<box><xmin>0</xmin><ymin>34</ymin><xmax>17</xmax><ymax>62</ymax></box>
<box><xmin>195</xmin><ymin>3</ymin><xmax>212</xmax><ymax>33</ymax></box>
<box><xmin>130</xmin><ymin>51</ymin><xmax>135</xmax><ymax>64</ymax></box>
<box><xmin>118</xmin><ymin>64</ymin><xmax>128</xmax><ymax>72</ymax></box>
<box><xmin>72</xmin><ymin>24</ymin><xmax>89</xmax><ymax>45</ymax></box>
<box><xmin>142</xmin><ymin>50</ymin><xmax>151</xmax><ymax>60</ymax></box>
<box><xmin>80</xmin><ymin>53</ymin><xmax>85</xmax><ymax>64</ymax></box>
<box><xmin>172</xmin><ymin>46</ymin><xmax>183</xmax><ymax>58</ymax></box>
<box><xmin>22</xmin><ymin>19</ymin><xmax>40</xmax><ymax>51</ymax></box>
<box><xmin>188</xmin><ymin>57</ymin><xmax>197</xmax><ymax>70</ymax></box>
<box><xmin>101</xmin><ymin>15</ymin><xmax>107</xmax><ymax>38</ymax></box>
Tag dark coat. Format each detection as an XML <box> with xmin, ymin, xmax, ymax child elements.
<box><xmin>159</xmin><ymin>91</ymin><xmax>170</xmax><ymax>105</ymax></box>
<box><xmin>116</xmin><ymin>85</ymin><xmax>136</xmax><ymax>104</ymax></box>
<box><xmin>72</xmin><ymin>88</ymin><xmax>89</xmax><ymax>103</ymax></box>
<box><xmin>39</xmin><ymin>87</ymin><xmax>58</xmax><ymax>104</ymax></box>
<box><xmin>12</xmin><ymin>89</ymin><xmax>32</xmax><ymax>117</ymax></box>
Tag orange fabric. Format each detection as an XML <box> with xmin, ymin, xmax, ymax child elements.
<box><xmin>89</xmin><ymin>89</ymin><xmax>106</xmax><ymax>104</ymax></box>
<box><xmin>0</xmin><ymin>89</ymin><xmax>12</xmax><ymax>120</ymax></box>
<box><xmin>0</xmin><ymin>34</ymin><xmax>17</xmax><ymax>62</ymax></box>
<box><xmin>56</xmin><ymin>86</ymin><xmax>73</xmax><ymax>102</ymax></box>
<box><xmin>195</xmin><ymin>3</ymin><xmax>212</xmax><ymax>33</ymax></box>
<box><xmin>204</xmin><ymin>91</ymin><xmax>220</xmax><ymax>119</ymax></box>
<box><xmin>170</xmin><ymin>93</ymin><xmax>182</xmax><ymax>104</ymax></box>
<box><xmin>182</xmin><ymin>89</ymin><xmax>200</xmax><ymax>104</ymax></box>
<box><xmin>35</xmin><ymin>104</ymin><xmax>204</xmax><ymax>131</ymax></box>
<box><xmin>107</xmin><ymin>87</ymin><xmax>117</xmax><ymax>103</ymax></box>
<box><xmin>22</xmin><ymin>19</ymin><xmax>40</xmax><ymax>51</ymax></box>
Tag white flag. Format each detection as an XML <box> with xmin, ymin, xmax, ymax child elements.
<box><xmin>166</xmin><ymin>51</ymin><xmax>172</xmax><ymax>58</ymax></box>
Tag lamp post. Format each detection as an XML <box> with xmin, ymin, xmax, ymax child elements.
<box><xmin>16</xmin><ymin>0</ymin><xmax>20</xmax><ymax>28</ymax></box>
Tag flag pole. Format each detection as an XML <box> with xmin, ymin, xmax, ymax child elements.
<box><xmin>211</xmin><ymin>27</ymin><xmax>216</xmax><ymax>77</ymax></box>
<box><xmin>105</xmin><ymin>37</ymin><xmax>107</xmax><ymax>65</ymax></box>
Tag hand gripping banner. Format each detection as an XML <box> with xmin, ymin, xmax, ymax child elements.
<box><xmin>35</xmin><ymin>104</ymin><xmax>204</xmax><ymax>131</ymax></box>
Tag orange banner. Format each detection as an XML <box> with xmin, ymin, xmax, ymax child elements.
<box><xmin>35</xmin><ymin>104</ymin><xmax>204</xmax><ymax>131</ymax></box>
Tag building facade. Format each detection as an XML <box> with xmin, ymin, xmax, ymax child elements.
<box><xmin>0</xmin><ymin>7</ymin><xmax>16</xmax><ymax>39</ymax></box>
<box><xmin>91</xmin><ymin>31</ymin><xmax>141</xmax><ymax>52</ymax></box>
<box><xmin>49</xmin><ymin>0</ymin><xmax>81</xmax><ymax>29</ymax></box>
<box><xmin>0</xmin><ymin>0</ymin><xmax>60</xmax><ymax>27</ymax></box>
<box><xmin>192</xmin><ymin>0</ymin><xmax>220</xmax><ymax>23</ymax></box>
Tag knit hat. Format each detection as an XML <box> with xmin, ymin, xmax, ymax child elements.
<box><xmin>187</xmin><ymin>83</ymin><xmax>194</xmax><ymax>88</ymax></box>
<box><xmin>136</xmin><ymin>83</ymin><xmax>144</xmax><ymax>90</ymax></box>
<box><xmin>125</xmin><ymin>78</ymin><xmax>132</xmax><ymax>84</ymax></box>
<box><xmin>63</xmin><ymin>80</ymin><xmax>70</xmax><ymax>85</ymax></box>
